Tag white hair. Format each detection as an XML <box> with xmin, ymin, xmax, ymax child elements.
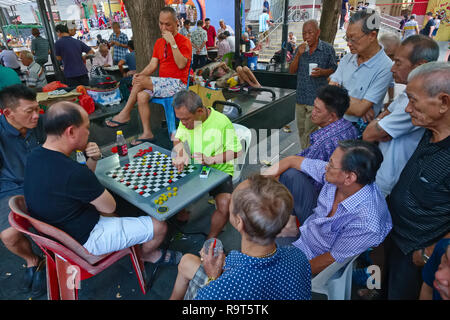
<box><xmin>408</xmin><ymin>62</ymin><xmax>450</xmax><ymax>96</ymax></box>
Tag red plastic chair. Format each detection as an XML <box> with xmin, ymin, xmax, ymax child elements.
<box><xmin>8</xmin><ymin>195</ymin><xmax>148</xmax><ymax>300</ymax></box>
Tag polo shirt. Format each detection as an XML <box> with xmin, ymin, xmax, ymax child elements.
<box><xmin>0</xmin><ymin>115</ymin><xmax>45</xmax><ymax>199</ymax></box>
<box><xmin>24</xmin><ymin>61</ymin><xmax>47</xmax><ymax>88</ymax></box>
<box><xmin>375</xmin><ymin>91</ymin><xmax>425</xmax><ymax>196</ymax></box>
<box><xmin>31</xmin><ymin>36</ymin><xmax>49</xmax><ymax>62</ymax></box>
<box><xmin>174</xmin><ymin>108</ymin><xmax>242</xmax><ymax>176</ymax></box>
<box><xmin>195</xmin><ymin>246</ymin><xmax>311</xmax><ymax>300</ymax></box>
<box><xmin>403</xmin><ymin>20</ymin><xmax>419</xmax><ymax>39</ymax></box>
<box><xmin>152</xmin><ymin>33</ymin><xmax>192</xmax><ymax>85</ymax></box>
<box><xmin>388</xmin><ymin>130</ymin><xmax>450</xmax><ymax>255</ymax></box>
<box><xmin>54</xmin><ymin>36</ymin><xmax>92</xmax><ymax>78</ymax></box>
<box><xmin>330</xmin><ymin>47</ymin><xmax>393</xmax><ymax>122</ymax></box>
<box><xmin>0</xmin><ymin>65</ymin><xmax>21</xmax><ymax>90</ymax></box>
<box><xmin>295</xmin><ymin>40</ymin><xmax>337</xmax><ymax>106</ymax></box>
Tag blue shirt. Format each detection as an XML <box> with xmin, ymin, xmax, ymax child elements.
<box><xmin>109</xmin><ymin>32</ymin><xmax>129</xmax><ymax>62</ymax></box>
<box><xmin>124</xmin><ymin>51</ymin><xmax>136</xmax><ymax>71</ymax></box>
<box><xmin>422</xmin><ymin>238</ymin><xmax>450</xmax><ymax>300</ymax></box>
<box><xmin>195</xmin><ymin>246</ymin><xmax>311</xmax><ymax>300</ymax></box>
<box><xmin>55</xmin><ymin>36</ymin><xmax>92</xmax><ymax>78</ymax></box>
<box><xmin>0</xmin><ymin>115</ymin><xmax>45</xmax><ymax>199</ymax></box>
<box><xmin>293</xmin><ymin>158</ymin><xmax>393</xmax><ymax>263</ymax></box>
<box><xmin>295</xmin><ymin>40</ymin><xmax>337</xmax><ymax>106</ymax></box>
<box><xmin>330</xmin><ymin>47</ymin><xmax>393</xmax><ymax>122</ymax></box>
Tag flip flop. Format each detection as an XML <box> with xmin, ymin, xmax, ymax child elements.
<box><xmin>130</xmin><ymin>137</ymin><xmax>156</xmax><ymax>147</ymax></box>
<box><xmin>152</xmin><ymin>249</ymin><xmax>182</xmax><ymax>266</ymax></box>
<box><xmin>105</xmin><ymin>118</ymin><xmax>130</xmax><ymax>128</ymax></box>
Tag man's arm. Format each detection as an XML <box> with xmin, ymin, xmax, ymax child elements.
<box><xmin>162</xmin><ymin>31</ymin><xmax>188</xmax><ymax>70</ymax></box>
<box><xmin>262</xmin><ymin>155</ymin><xmax>305</xmax><ymax>178</ymax></box>
<box><xmin>118</xmin><ymin>59</ymin><xmax>126</xmax><ymax>75</ymax></box>
<box><xmin>90</xmin><ymin>189</ymin><xmax>116</xmax><ymax>215</ymax></box>
<box><xmin>309</xmin><ymin>252</ymin><xmax>336</xmax><ymax>276</ymax></box>
<box><xmin>289</xmin><ymin>43</ymin><xmax>307</xmax><ymax>74</ymax></box>
<box><xmin>346</xmin><ymin>97</ymin><xmax>374</xmax><ymax>118</ymax></box>
<box><xmin>362</xmin><ymin>110</ymin><xmax>392</xmax><ymax>142</ymax></box>
<box><xmin>139</xmin><ymin>57</ymin><xmax>159</xmax><ymax>77</ymax></box>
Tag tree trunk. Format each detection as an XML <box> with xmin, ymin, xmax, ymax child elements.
<box><xmin>319</xmin><ymin>0</ymin><xmax>341</xmax><ymax>45</ymax></box>
<box><xmin>123</xmin><ymin>0</ymin><xmax>165</xmax><ymax>72</ymax></box>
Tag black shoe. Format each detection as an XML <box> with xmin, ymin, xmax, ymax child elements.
<box><xmin>31</xmin><ymin>259</ymin><xmax>47</xmax><ymax>298</ymax></box>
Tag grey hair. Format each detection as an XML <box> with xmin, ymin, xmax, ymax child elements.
<box><xmin>19</xmin><ymin>50</ymin><xmax>34</xmax><ymax>60</ymax></box>
<box><xmin>349</xmin><ymin>9</ymin><xmax>380</xmax><ymax>34</ymax></box>
<box><xmin>303</xmin><ymin>19</ymin><xmax>319</xmax><ymax>30</ymax></box>
<box><xmin>401</xmin><ymin>35</ymin><xmax>440</xmax><ymax>65</ymax></box>
<box><xmin>172</xmin><ymin>90</ymin><xmax>204</xmax><ymax>114</ymax></box>
<box><xmin>408</xmin><ymin>62</ymin><xmax>450</xmax><ymax>96</ymax></box>
<box><xmin>160</xmin><ymin>6</ymin><xmax>177</xmax><ymax>23</ymax></box>
<box><xmin>379</xmin><ymin>33</ymin><xmax>400</xmax><ymax>48</ymax></box>
<box><xmin>242</xmin><ymin>32</ymin><xmax>249</xmax><ymax>38</ymax></box>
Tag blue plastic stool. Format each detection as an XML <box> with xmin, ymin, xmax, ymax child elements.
<box><xmin>151</xmin><ymin>96</ymin><xmax>176</xmax><ymax>136</ymax></box>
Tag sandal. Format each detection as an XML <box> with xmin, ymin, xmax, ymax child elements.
<box><xmin>152</xmin><ymin>249</ymin><xmax>182</xmax><ymax>266</ymax></box>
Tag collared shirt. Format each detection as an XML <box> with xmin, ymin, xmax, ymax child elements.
<box><xmin>31</xmin><ymin>36</ymin><xmax>49</xmax><ymax>62</ymax></box>
<box><xmin>403</xmin><ymin>20</ymin><xmax>419</xmax><ymax>39</ymax></box>
<box><xmin>388</xmin><ymin>130</ymin><xmax>450</xmax><ymax>255</ymax></box>
<box><xmin>375</xmin><ymin>91</ymin><xmax>425</xmax><ymax>196</ymax></box>
<box><xmin>293</xmin><ymin>159</ymin><xmax>392</xmax><ymax>263</ymax></box>
<box><xmin>298</xmin><ymin>118</ymin><xmax>359</xmax><ymax>161</ymax></box>
<box><xmin>24</xmin><ymin>61</ymin><xmax>47</xmax><ymax>88</ymax></box>
<box><xmin>191</xmin><ymin>27</ymin><xmax>208</xmax><ymax>56</ymax></box>
<box><xmin>218</xmin><ymin>25</ymin><xmax>235</xmax><ymax>36</ymax></box>
<box><xmin>0</xmin><ymin>115</ymin><xmax>45</xmax><ymax>199</ymax></box>
<box><xmin>109</xmin><ymin>32</ymin><xmax>129</xmax><ymax>62</ymax></box>
<box><xmin>195</xmin><ymin>246</ymin><xmax>311</xmax><ymax>300</ymax></box>
<box><xmin>179</xmin><ymin>27</ymin><xmax>190</xmax><ymax>38</ymax></box>
<box><xmin>295</xmin><ymin>40</ymin><xmax>337</xmax><ymax>106</ymax></box>
<box><xmin>330</xmin><ymin>47</ymin><xmax>393</xmax><ymax>122</ymax></box>
<box><xmin>0</xmin><ymin>50</ymin><xmax>20</xmax><ymax>69</ymax></box>
<box><xmin>203</xmin><ymin>25</ymin><xmax>217</xmax><ymax>48</ymax></box>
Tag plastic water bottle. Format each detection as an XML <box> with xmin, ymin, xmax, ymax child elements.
<box><xmin>116</xmin><ymin>130</ymin><xmax>128</xmax><ymax>156</ymax></box>
<box><xmin>202</xmin><ymin>238</ymin><xmax>223</xmax><ymax>257</ymax></box>
<box><xmin>76</xmin><ymin>150</ymin><xmax>87</xmax><ymax>165</ymax></box>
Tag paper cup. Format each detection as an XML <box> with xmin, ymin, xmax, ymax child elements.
<box><xmin>309</xmin><ymin>63</ymin><xmax>318</xmax><ymax>75</ymax></box>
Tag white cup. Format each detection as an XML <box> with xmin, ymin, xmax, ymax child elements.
<box><xmin>309</xmin><ymin>63</ymin><xmax>318</xmax><ymax>76</ymax></box>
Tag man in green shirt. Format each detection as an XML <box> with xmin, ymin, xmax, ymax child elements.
<box><xmin>172</xmin><ymin>90</ymin><xmax>242</xmax><ymax>239</ymax></box>
<box><xmin>0</xmin><ymin>65</ymin><xmax>21</xmax><ymax>90</ymax></box>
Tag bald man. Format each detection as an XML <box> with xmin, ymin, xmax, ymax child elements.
<box><xmin>289</xmin><ymin>20</ymin><xmax>337</xmax><ymax>149</ymax></box>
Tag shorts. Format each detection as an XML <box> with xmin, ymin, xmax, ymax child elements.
<box><xmin>259</xmin><ymin>30</ymin><xmax>269</xmax><ymax>39</ymax></box>
<box><xmin>0</xmin><ymin>196</ymin><xmax>13</xmax><ymax>233</ymax></box>
<box><xmin>209</xmin><ymin>174</ymin><xmax>233</xmax><ymax>198</ymax></box>
<box><xmin>83</xmin><ymin>215</ymin><xmax>154</xmax><ymax>256</ymax></box>
<box><xmin>144</xmin><ymin>77</ymin><xmax>186</xmax><ymax>99</ymax></box>
<box><xmin>184</xmin><ymin>264</ymin><xmax>209</xmax><ymax>300</ymax></box>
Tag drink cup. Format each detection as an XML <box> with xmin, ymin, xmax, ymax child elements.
<box><xmin>309</xmin><ymin>63</ymin><xmax>318</xmax><ymax>76</ymax></box>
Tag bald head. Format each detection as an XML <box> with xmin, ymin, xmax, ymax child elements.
<box><xmin>44</xmin><ymin>102</ymin><xmax>87</xmax><ymax>137</ymax></box>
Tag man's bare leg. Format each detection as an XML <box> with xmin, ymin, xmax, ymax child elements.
<box><xmin>139</xmin><ymin>218</ymin><xmax>168</xmax><ymax>263</ymax></box>
<box><xmin>132</xmin><ymin>90</ymin><xmax>156</xmax><ymax>143</ymax></box>
<box><xmin>207</xmin><ymin>193</ymin><xmax>231</xmax><ymax>239</ymax></box>
<box><xmin>169</xmin><ymin>254</ymin><xmax>202</xmax><ymax>300</ymax></box>
<box><xmin>236</xmin><ymin>66</ymin><xmax>261</xmax><ymax>88</ymax></box>
<box><xmin>0</xmin><ymin>228</ymin><xmax>41</xmax><ymax>268</ymax></box>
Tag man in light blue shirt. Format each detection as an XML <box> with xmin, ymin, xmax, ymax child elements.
<box><xmin>258</xmin><ymin>8</ymin><xmax>273</xmax><ymax>46</ymax></box>
<box><xmin>330</xmin><ymin>10</ymin><xmax>393</xmax><ymax>136</ymax></box>
<box><xmin>263</xmin><ymin>140</ymin><xmax>392</xmax><ymax>275</ymax></box>
<box><xmin>363</xmin><ymin>35</ymin><xmax>440</xmax><ymax>196</ymax></box>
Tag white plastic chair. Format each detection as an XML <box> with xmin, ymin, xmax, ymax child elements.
<box><xmin>232</xmin><ymin>123</ymin><xmax>252</xmax><ymax>185</ymax></box>
<box><xmin>311</xmin><ymin>254</ymin><xmax>360</xmax><ymax>300</ymax></box>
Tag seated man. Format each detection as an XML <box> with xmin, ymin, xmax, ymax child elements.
<box><xmin>0</xmin><ymin>84</ymin><xmax>46</xmax><ymax>297</ymax></box>
<box><xmin>118</xmin><ymin>40</ymin><xmax>136</xmax><ymax>78</ymax></box>
<box><xmin>105</xmin><ymin>6</ymin><xmax>192</xmax><ymax>146</ymax></box>
<box><xmin>171</xmin><ymin>90</ymin><xmax>242</xmax><ymax>239</ymax></box>
<box><xmin>91</xmin><ymin>43</ymin><xmax>113</xmax><ymax>68</ymax></box>
<box><xmin>363</xmin><ymin>35</ymin><xmax>439</xmax><ymax>197</ymax></box>
<box><xmin>19</xmin><ymin>51</ymin><xmax>48</xmax><ymax>89</ymax></box>
<box><xmin>264</xmin><ymin>140</ymin><xmax>392</xmax><ymax>275</ymax></box>
<box><xmin>170</xmin><ymin>175</ymin><xmax>311</xmax><ymax>300</ymax></box>
<box><xmin>269</xmin><ymin>85</ymin><xmax>358</xmax><ymax>235</ymax></box>
<box><xmin>24</xmin><ymin>101</ymin><xmax>182</xmax><ymax>265</ymax></box>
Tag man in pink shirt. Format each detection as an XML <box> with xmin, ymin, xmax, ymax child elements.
<box><xmin>203</xmin><ymin>18</ymin><xmax>217</xmax><ymax>48</ymax></box>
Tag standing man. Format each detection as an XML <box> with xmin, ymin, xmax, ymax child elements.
<box><xmin>203</xmin><ymin>18</ymin><xmax>217</xmax><ymax>49</ymax></box>
<box><xmin>340</xmin><ymin>0</ymin><xmax>349</xmax><ymax>30</ymax></box>
<box><xmin>384</xmin><ymin>62</ymin><xmax>450</xmax><ymax>300</ymax></box>
<box><xmin>289</xmin><ymin>20</ymin><xmax>337</xmax><ymax>149</ymax></box>
<box><xmin>19</xmin><ymin>51</ymin><xmax>47</xmax><ymax>89</ymax></box>
<box><xmin>402</xmin><ymin>14</ymin><xmax>419</xmax><ymax>40</ymax></box>
<box><xmin>329</xmin><ymin>10</ymin><xmax>393</xmax><ymax>137</ymax></box>
<box><xmin>30</xmin><ymin>28</ymin><xmax>49</xmax><ymax>68</ymax></box>
<box><xmin>0</xmin><ymin>84</ymin><xmax>46</xmax><ymax>297</ymax></box>
<box><xmin>109</xmin><ymin>22</ymin><xmax>129</xmax><ymax>65</ymax></box>
<box><xmin>179</xmin><ymin>19</ymin><xmax>192</xmax><ymax>38</ymax></box>
<box><xmin>217</xmin><ymin>19</ymin><xmax>235</xmax><ymax>36</ymax></box>
<box><xmin>259</xmin><ymin>8</ymin><xmax>273</xmax><ymax>47</ymax></box>
<box><xmin>191</xmin><ymin>20</ymin><xmax>208</xmax><ymax>70</ymax></box>
<box><xmin>54</xmin><ymin>24</ymin><xmax>94</xmax><ymax>87</ymax></box>
<box><xmin>420</xmin><ymin>12</ymin><xmax>435</xmax><ymax>37</ymax></box>
<box><xmin>362</xmin><ymin>35</ymin><xmax>439</xmax><ymax>197</ymax></box>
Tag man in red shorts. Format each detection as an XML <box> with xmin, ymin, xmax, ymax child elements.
<box><xmin>105</xmin><ymin>6</ymin><xmax>192</xmax><ymax>145</ymax></box>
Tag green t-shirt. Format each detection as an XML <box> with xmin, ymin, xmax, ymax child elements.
<box><xmin>175</xmin><ymin>108</ymin><xmax>242</xmax><ymax>176</ymax></box>
<box><xmin>0</xmin><ymin>65</ymin><xmax>21</xmax><ymax>90</ymax></box>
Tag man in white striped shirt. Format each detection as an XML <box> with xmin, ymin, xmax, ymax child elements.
<box><xmin>19</xmin><ymin>51</ymin><xmax>47</xmax><ymax>89</ymax></box>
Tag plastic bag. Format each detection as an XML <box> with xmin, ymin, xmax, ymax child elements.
<box><xmin>42</xmin><ymin>81</ymin><xmax>68</xmax><ymax>92</ymax></box>
<box><xmin>78</xmin><ymin>94</ymin><xmax>95</xmax><ymax>114</ymax></box>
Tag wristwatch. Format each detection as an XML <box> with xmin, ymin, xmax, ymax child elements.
<box><xmin>171</xmin><ymin>43</ymin><xmax>178</xmax><ymax>49</ymax></box>
<box><xmin>421</xmin><ymin>248</ymin><xmax>430</xmax><ymax>264</ymax></box>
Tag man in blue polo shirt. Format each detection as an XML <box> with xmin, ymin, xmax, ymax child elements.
<box><xmin>330</xmin><ymin>10</ymin><xmax>393</xmax><ymax>137</ymax></box>
<box><xmin>54</xmin><ymin>24</ymin><xmax>94</xmax><ymax>87</ymax></box>
<box><xmin>0</xmin><ymin>84</ymin><xmax>46</xmax><ymax>297</ymax></box>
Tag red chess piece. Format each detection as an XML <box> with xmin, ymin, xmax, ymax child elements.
<box><xmin>134</xmin><ymin>186</ymin><xmax>138</xmax><ymax>190</ymax></box>
<box><xmin>168</xmin><ymin>179</ymin><xmax>173</xmax><ymax>183</ymax></box>
<box><xmin>145</xmin><ymin>172</ymin><xmax>150</xmax><ymax>176</ymax></box>
<box><xmin>139</xmin><ymin>191</ymin><xmax>144</xmax><ymax>195</ymax></box>
<box><xmin>137</xmin><ymin>173</ymin><xmax>142</xmax><ymax>177</ymax></box>
<box><xmin>126</xmin><ymin>182</ymin><xmax>130</xmax><ymax>186</ymax></box>
<box><xmin>143</xmin><ymin>186</ymin><xmax>147</xmax><ymax>189</ymax></box>
<box><xmin>147</xmin><ymin>165</ymin><xmax>152</xmax><ymax>169</ymax></box>
<box><xmin>153</xmin><ymin>172</ymin><xmax>157</xmax><ymax>176</ymax></box>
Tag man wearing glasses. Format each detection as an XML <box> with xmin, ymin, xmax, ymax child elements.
<box><xmin>329</xmin><ymin>10</ymin><xmax>393</xmax><ymax>137</ymax></box>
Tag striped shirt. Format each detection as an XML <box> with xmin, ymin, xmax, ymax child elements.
<box><xmin>293</xmin><ymin>158</ymin><xmax>393</xmax><ymax>263</ymax></box>
<box><xmin>388</xmin><ymin>130</ymin><xmax>450</xmax><ymax>255</ymax></box>
<box><xmin>24</xmin><ymin>61</ymin><xmax>47</xmax><ymax>88</ymax></box>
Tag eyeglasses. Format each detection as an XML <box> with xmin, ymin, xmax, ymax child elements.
<box><xmin>326</xmin><ymin>161</ymin><xmax>342</xmax><ymax>170</ymax></box>
<box><xmin>343</xmin><ymin>33</ymin><xmax>367</xmax><ymax>44</ymax></box>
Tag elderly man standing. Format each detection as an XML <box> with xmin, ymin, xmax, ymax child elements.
<box><xmin>289</xmin><ymin>20</ymin><xmax>337</xmax><ymax>149</ymax></box>
<box><xmin>384</xmin><ymin>62</ymin><xmax>450</xmax><ymax>300</ymax></box>
<box><xmin>363</xmin><ymin>35</ymin><xmax>439</xmax><ymax>197</ymax></box>
<box><xmin>19</xmin><ymin>51</ymin><xmax>47</xmax><ymax>89</ymax></box>
<box><xmin>217</xmin><ymin>19</ymin><xmax>234</xmax><ymax>36</ymax></box>
<box><xmin>330</xmin><ymin>10</ymin><xmax>393</xmax><ymax>137</ymax></box>
<box><xmin>109</xmin><ymin>22</ymin><xmax>129</xmax><ymax>65</ymax></box>
<box><xmin>264</xmin><ymin>140</ymin><xmax>392</xmax><ymax>275</ymax></box>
